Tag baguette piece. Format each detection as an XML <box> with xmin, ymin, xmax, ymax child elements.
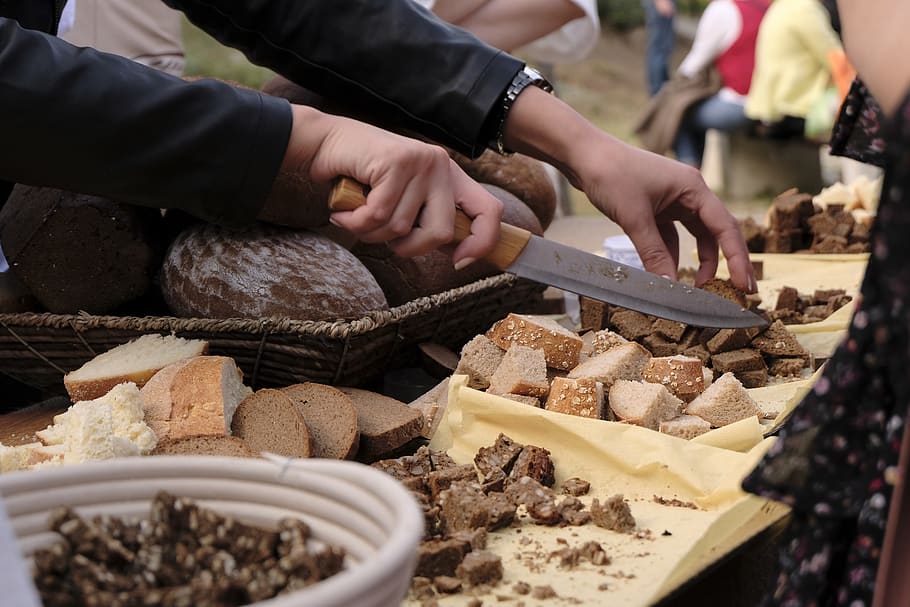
<box><xmin>608</xmin><ymin>380</ymin><xmax>684</xmax><ymax>430</ymax></box>
<box><xmin>64</xmin><ymin>333</ymin><xmax>208</xmax><ymax>402</ymax></box>
<box><xmin>685</xmin><ymin>372</ymin><xmax>762</xmax><ymax>427</ymax></box>
<box><xmin>281</xmin><ymin>383</ymin><xmax>360</xmax><ymax>460</ymax></box>
<box><xmin>152</xmin><ymin>435</ymin><xmax>258</xmax><ymax>458</ymax></box>
<box><xmin>230</xmin><ymin>389</ymin><xmax>314</xmax><ymax>458</ymax></box>
<box><xmin>139</xmin><ymin>356</ymin><xmax>251</xmax><ymax>440</ymax></box>
<box><xmin>338</xmin><ymin>387</ymin><xmax>424</xmax><ymax>462</ymax></box>
<box><xmin>486</xmin><ymin>313</ymin><xmax>583</xmax><ymax>370</ymax></box>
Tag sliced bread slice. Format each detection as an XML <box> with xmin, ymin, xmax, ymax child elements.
<box><xmin>152</xmin><ymin>434</ymin><xmax>258</xmax><ymax>458</ymax></box>
<box><xmin>659</xmin><ymin>415</ymin><xmax>712</xmax><ymax>440</ymax></box>
<box><xmin>337</xmin><ymin>387</ymin><xmax>424</xmax><ymax>462</ymax></box>
<box><xmin>545</xmin><ymin>377</ymin><xmax>604</xmax><ymax>419</ymax></box>
<box><xmin>486</xmin><ymin>313</ymin><xmax>583</xmax><ymax>370</ymax></box>
<box><xmin>685</xmin><ymin>372</ymin><xmax>762</xmax><ymax>427</ymax></box>
<box><xmin>568</xmin><ymin>341</ymin><xmax>651</xmax><ymax>388</ymax></box>
<box><xmin>608</xmin><ymin>380</ymin><xmax>684</xmax><ymax>430</ymax></box>
<box><xmin>64</xmin><ymin>333</ymin><xmax>208</xmax><ymax>402</ymax></box>
<box><xmin>230</xmin><ymin>388</ymin><xmax>314</xmax><ymax>458</ymax></box>
<box><xmin>281</xmin><ymin>383</ymin><xmax>360</xmax><ymax>460</ymax></box>
<box><xmin>454</xmin><ymin>334</ymin><xmax>505</xmax><ymax>389</ymax></box>
<box><xmin>488</xmin><ymin>344</ymin><xmax>549</xmax><ymax>397</ymax></box>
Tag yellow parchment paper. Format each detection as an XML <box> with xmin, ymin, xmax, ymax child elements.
<box><xmin>419</xmin><ymin>376</ymin><xmax>791</xmax><ymax>606</ymax></box>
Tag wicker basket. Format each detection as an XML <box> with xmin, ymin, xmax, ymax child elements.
<box><xmin>0</xmin><ymin>274</ymin><xmax>547</xmax><ymax>394</ymax></box>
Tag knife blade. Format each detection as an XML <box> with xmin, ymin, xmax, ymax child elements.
<box><xmin>329</xmin><ymin>178</ymin><xmax>766</xmax><ymax>328</ymax></box>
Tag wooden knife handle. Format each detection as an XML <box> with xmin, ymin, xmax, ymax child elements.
<box><xmin>328</xmin><ymin>176</ymin><xmax>531</xmax><ymax>269</ymax></box>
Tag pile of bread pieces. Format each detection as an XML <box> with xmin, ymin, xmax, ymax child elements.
<box><xmin>451</xmin><ymin>302</ymin><xmax>809</xmax><ymax>441</ymax></box>
<box><xmin>739</xmin><ymin>178</ymin><xmax>879</xmax><ymax>255</ymax></box>
<box><xmin>0</xmin><ymin>333</ymin><xmax>425</xmax><ymax>472</ymax></box>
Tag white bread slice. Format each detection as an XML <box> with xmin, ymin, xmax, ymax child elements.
<box><xmin>608</xmin><ymin>379</ymin><xmax>684</xmax><ymax>430</ymax></box>
<box><xmin>488</xmin><ymin>344</ymin><xmax>549</xmax><ymax>397</ymax></box>
<box><xmin>685</xmin><ymin>372</ymin><xmax>762</xmax><ymax>427</ymax></box>
<box><xmin>454</xmin><ymin>334</ymin><xmax>505</xmax><ymax>389</ymax></box>
<box><xmin>139</xmin><ymin>356</ymin><xmax>251</xmax><ymax>440</ymax></box>
<box><xmin>568</xmin><ymin>341</ymin><xmax>651</xmax><ymax>388</ymax></box>
<box><xmin>0</xmin><ymin>441</ymin><xmax>43</xmax><ymax>472</ymax></box>
<box><xmin>64</xmin><ymin>333</ymin><xmax>208</xmax><ymax>402</ymax></box>
<box><xmin>659</xmin><ymin>415</ymin><xmax>712</xmax><ymax>440</ymax></box>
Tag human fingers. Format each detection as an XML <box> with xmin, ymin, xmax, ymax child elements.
<box><xmin>620</xmin><ymin>212</ymin><xmax>680</xmax><ymax>281</ymax></box>
<box><xmin>685</xmin><ymin>188</ymin><xmax>755</xmax><ymax>293</ymax></box>
<box><xmin>656</xmin><ymin>221</ymin><xmax>680</xmax><ymax>272</ymax></box>
<box><xmin>448</xmin><ymin>167</ymin><xmax>503</xmax><ymax>266</ymax></box>
<box><xmin>385</xmin><ymin>170</ymin><xmax>457</xmax><ymax>258</ymax></box>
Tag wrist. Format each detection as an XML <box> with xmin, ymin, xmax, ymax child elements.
<box><xmin>489</xmin><ymin>66</ymin><xmax>554</xmax><ymax>156</ymax></box>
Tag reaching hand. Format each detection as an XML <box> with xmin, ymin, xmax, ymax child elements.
<box><xmin>273</xmin><ymin>104</ymin><xmax>503</xmax><ymax>267</ymax></box>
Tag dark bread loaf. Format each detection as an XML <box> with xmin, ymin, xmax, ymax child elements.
<box><xmin>448</xmin><ymin>149</ymin><xmax>557</xmax><ymax>230</ymax></box>
<box><xmin>160</xmin><ymin>223</ymin><xmax>388</xmax><ymax>320</ymax></box>
<box><xmin>0</xmin><ymin>185</ymin><xmax>165</xmax><ymax>314</ymax></box>
<box><xmin>351</xmin><ymin>184</ymin><xmax>543</xmax><ymax>306</ymax></box>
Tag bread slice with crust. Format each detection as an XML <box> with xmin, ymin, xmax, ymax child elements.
<box><xmin>64</xmin><ymin>333</ymin><xmax>208</xmax><ymax>402</ymax></box>
<box><xmin>230</xmin><ymin>389</ymin><xmax>314</xmax><ymax>458</ymax></box>
<box><xmin>281</xmin><ymin>383</ymin><xmax>360</xmax><ymax>460</ymax></box>
<box><xmin>138</xmin><ymin>355</ymin><xmax>251</xmax><ymax>440</ymax></box>
<box><xmin>152</xmin><ymin>434</ymin><xmax>258</xmax><ymax>458</ymax></box>
<box><xmin>685</xmin><ymin>372</ymin><xmax>762</xmax><ymax>427</ymax></box>
<box><xmin>337</xmin><ymin>387</ymin><xmax>424</xmax><ymax>462</ymax></box>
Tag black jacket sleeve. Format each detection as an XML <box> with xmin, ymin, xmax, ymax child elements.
<box><xmin>163</xmin><ymin>0</ymin><xmax>524</xmax><ymax>158</ymax></box>
<box><xmin>0</xmin><ymin>17</ymin><xmax>291</xmax><ymax>226</ymax></box>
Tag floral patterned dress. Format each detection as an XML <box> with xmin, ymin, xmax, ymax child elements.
<box><xmin>741</xmin><ymin>81</ymin><xmax>909</xmax><ymax>606</ymax></box>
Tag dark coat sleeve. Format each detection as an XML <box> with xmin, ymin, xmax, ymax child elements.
<box><xmin>0</xmin><ymin>17</ymin><xmax>291</xmax><ymax>226</ymax></box>
<box><xmin>163</xmin><ymin>0</ymin><xmax>523</xmax><ymax>157</ymax></box>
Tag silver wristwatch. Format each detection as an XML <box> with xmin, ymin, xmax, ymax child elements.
<box><xmin>490</xmin><ymin>66</ymin><xmax>554</xmax><ymax>156</ymax></box>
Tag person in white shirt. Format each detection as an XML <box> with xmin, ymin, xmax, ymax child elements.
<box><xmin>673</xmin><ymin>0</ymin><xmax>769</xmax><ymax>168</ymax></box>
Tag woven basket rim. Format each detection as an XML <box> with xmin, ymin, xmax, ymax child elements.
<box><xmin>0</xmin><ymin>273</ymin><xmax>526</xmax><ymax>339</ymax></box>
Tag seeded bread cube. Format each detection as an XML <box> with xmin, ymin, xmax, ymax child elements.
<box><xmin>486</xmin><ymin>313</ymin><xmax>583</xmax><ymax>370</ymax></box>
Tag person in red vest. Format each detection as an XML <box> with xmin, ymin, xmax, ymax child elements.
<box><xmin>672</xmin><ymin>0</ymin><xmax>769</xmax><ymax>168</ymax></box>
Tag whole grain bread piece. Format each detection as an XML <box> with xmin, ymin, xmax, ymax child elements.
<box><xmin>709</xmin><ymin>348</ymin><xmax>767</xmax><ymax>375</ymax></box>
<box><xmin>139</xmin><ymin>355</ymin><xmax>252</xmax><ymax>441</ymax></box>
<box><xmin>486</xmin><ymin>313</ymin><xmax>583</xmax><ymax>370</ymax></box>
<box><xmin>567</xmin><ymin>341</ymin><xmax>651</xmax><ymax>388</ymax></box>
<box><xmin>337</xmin><ymin>387</ymin><xmax>424</xmax><ymax>462</ymax></box>
<box><xmin>454</xmin><ymin>335</ymin><xmax>505</xmax><ymax>389</ymax></box>
<box><xmin>609</xmin><ymin>309</ymin><xmax>653</xmax><ymax>341</ymax></box>
<box><xmin>750</xmin><ymin>320</ymin><xmax>809</xmax><ymax>357</ymax></box>
<box><xmin>587</xmin><ymin>329</ymin><xmax>628</xmax><ymax>356</ymax></box>
<box><xmin>488</xmin><ymin>344</ymin><xmax>549</xmax><ymax>397</ymax></box>
<box><xmin>685</xmin><ymin>372</ymin><xmax>762</xmax><ymax>427</ymax></box>
<box><xmin>151</xmin><ymin>435</ymin><xmax>258</xmax><ymax>458</ymax></box>
<box><xmin>608</xmin><ymin>380</ymin><xmax>684</xmax><ymax>430</ymax></box>
<box><xmin>659</xmin><ymin>415</ymin><xmax>712</xmax><ymax>440</ymax></box>
<box><xmin>767</xmin><ymin>357</ymin><xmax>809</xmax><ymax>377</ymax></box>
<box><xmin>65</xmin><ymin>333</ymin><xmax>209</xmax><ymax>403</ymax></box>
<box><xmin>230</xmin><ymin>389</ymin><xmax>315</xmax><ymax>458</ymax></box>
<box><xmin>281</xmin><ymin>383</ymin><xmax>360</xmax><ymax>460</ymax></box>
<box><xmin>409</xmin><ymin>378</ymin><xmax>450</xmax><ymax>439</ymax></box>
<box><xmin>544</xmin><ymin>377</ymin><xmax>604</xmax><ymax>419</ymax></box>
<box><xmin>699</xmin><ymin>278</ymin><xmax>748</xmax><ymax>308</ymax></box>
<box><xmin>641</xmin><ymin>355</ymin><xmax>706</xmax><ymax>402</ymax></box>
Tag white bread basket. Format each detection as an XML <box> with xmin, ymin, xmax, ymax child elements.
<box><xmin>0</xmin><ymin>455</ymin><xmax>423</xmax><ymax>607</ymax></box>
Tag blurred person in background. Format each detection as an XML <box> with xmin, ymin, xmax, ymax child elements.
<box><xmin>415</xmin><ymin>0</ymin><xmax>600</xmax><ymax>64</ymax></box>
<box><xmin>642</xmin><ymin>0</ymin><xmax>676</xmax><ymax>96</ymax></box>
<box><xmin>62</xmin><ymin>0</ymin><xmax>184</xmax><ymax>76</ymax></box>
<box><xmin>671</xmin><ymin>0</ymin><xmax>769</xmax><ymax>168</ymax></box>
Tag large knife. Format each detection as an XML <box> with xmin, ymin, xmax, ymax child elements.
<box><xmin>329</xmin><ymin>178</ymin><xmax>766</xmax><ymax>329</ymax></box>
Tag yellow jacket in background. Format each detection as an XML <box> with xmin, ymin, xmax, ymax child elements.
<box><xmin>745</xmin><ymin>0</ymin><xmax>841</xmax><ymax>123</ymax></box>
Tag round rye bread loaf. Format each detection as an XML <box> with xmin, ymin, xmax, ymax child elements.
<box><xmin>0</xmin><ymin>185</ymin><xmax>165</xmax><ymax>314</ymax></box>
<box><xmin>161</xmin><ymin>223</ymin><xmax>388</xmax><ymax>320</ymax></box>
<box><xmin>351</xmin><ymin>184</ymin><xmax>543</xmax><ymax>306</ymax></box>
<box><xmin>448</xmin><ymin>149</ymin><xmax>557</xmax><ymax>230</ymax></box>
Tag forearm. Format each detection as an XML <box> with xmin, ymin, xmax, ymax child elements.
<box><xmin>0</xmin><ymin>18</ymin><xmax>290</xmax><ymax>225</ymax></box>
<box><xmin>164</xmin><ymin>0</ymin><xmax>523</xmax><ymax>157</ymax></box>
<box><xmin>838</xmin><ymin>0</ymin><xmax>910</xmax><ymax>116</ymax></box>
<box><xmin>455</xmin><ymin>0</ymin><xmax>585</xmax><ymax>51</ymax></box>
